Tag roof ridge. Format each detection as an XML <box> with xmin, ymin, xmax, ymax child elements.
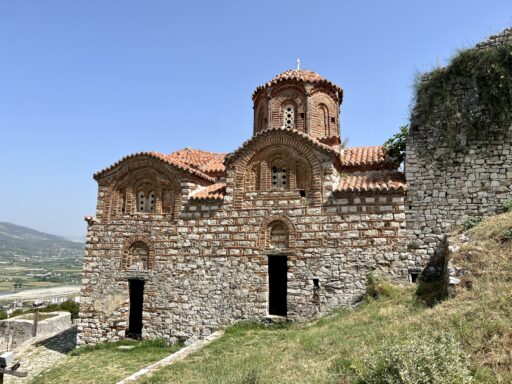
<box><xmin>93</xmin><ymin>151</ymin><xmax>215</xmax><ymax>182</ymax></box>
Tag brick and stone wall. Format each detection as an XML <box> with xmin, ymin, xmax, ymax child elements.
<box><xmin>79</xmin><ymin>188</ymin><xmax>407</xmax><ymax>345</ymax></box>
<box><xmin>405</xmin><ymin>28</ymin><xmax>512</xmax><ymax>272</ymax></box>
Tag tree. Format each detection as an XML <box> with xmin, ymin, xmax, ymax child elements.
<box><xmin>383</xmin><ymin>125</ymin><xmax>408</xmax><ymax>163</ymax></box>
<box><xmin>13</xmin><ymin>279</ymin><xmax>23</xmax><ymax>290</ymax></box>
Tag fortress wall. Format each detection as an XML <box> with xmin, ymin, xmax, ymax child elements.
<box><xmin>405</xmin><ymin>28</ymin><xmax>512</xmax><ymax>272</ymax></box>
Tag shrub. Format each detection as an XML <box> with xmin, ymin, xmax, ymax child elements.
<box><xmin>503</xmin><ymin>198</ymin><xmax>512</xmax><ymax>212</ymax></box>
<box><xmin>354</xmin><ymin>333</ymin><xmax>473</xmax><ymax>384</ymax></box>
<box><xmin>500</xmin><ymin>228</ymin><xmax>512</xmax><ymax>243</ymax></box>
<box><xmin>365</xmin><ymin>273</ymin><xmax>400</xmax><ymax>300</ymax></box>
<box><xmin>462</xmin><ymin>217</ymin><xmax>483</xmax><ymax>231</ymax></box>
<box><xmin>59</xmin><ymin>300</ymin><xmax>80</xmax><ymax>319</ymax></box>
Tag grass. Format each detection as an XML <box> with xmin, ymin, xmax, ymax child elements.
<box><xmin>31</xmin><ymin>339</ymin><xmax>182</xmax><ymax>384</ymax></box>
<box><xmin>136</xmin><ymin>212</ymin><xmax>512</xmax><ymax>384</ymax></box>
<box><xmin>35</xmin><ymin>212</ymin><xmax>512</xmax><ymax>383</ymax></box>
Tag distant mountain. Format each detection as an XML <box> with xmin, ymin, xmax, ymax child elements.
<box><xmin>63</xmin><ymin>235</ymin><xmax>87</xmax><ymax>243</ymax></box>
<box><xmin>0</xmin><ymin>222</ymin><xmax>84</xmax><ymax>261</ymax></box>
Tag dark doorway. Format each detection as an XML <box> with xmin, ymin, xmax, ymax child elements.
<box><xmin>127</xmin><ymin>279</ymin><xmax>144</xmax><ymax>339</ymax></box>
<box><xmin>268</xmin><ymin>256</ymin><xmax>287</xmax><ymax>316</ymax></box>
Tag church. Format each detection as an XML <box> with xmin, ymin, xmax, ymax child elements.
<box><xmin>78</xmin><ymin>68</ymin><xmax>408</xmax><ymax>344</ymax></box>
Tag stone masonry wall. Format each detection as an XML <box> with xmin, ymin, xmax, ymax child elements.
<box><xmin>405</xmin><ymin>28</ymin><xmax>512</xmax><ymax>272</ymax></box>
<box><xmin>78</xmin><ymin>189</ymin><xmax>407</xmax><ymax>345</ymax></box>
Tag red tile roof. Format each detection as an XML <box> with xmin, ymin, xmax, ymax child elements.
<box><xmin>340</xmin><ymin>146</ymin><xmax>399</xmax><ymax>171</ymax></box>
<box><xmin>167</xmin><ymin>148</ymin><xmax>226</xmax><ymax>175</ymax></box>
<box><xmin>190</xmin><ymin>183</ymin><xmax>226</xmax><ymax>201</ymax></box>
<box><xmin>272</xmin><ymin>69</ymin><xmax>325</xmax><ymax>82</ymax></box>
<box><xmin>93</xmin><ymin>151</ymin><xmax>216</xmax><ymax>182</ymax></box>
<box><xmin>336</xmin><ymin>171</ymin><xmax>406</xmax><ymax>193</ymax></box>
<box><xmin>253</xmin><ymin>69</ymin><xmax>343</xmax><ymax>99</ymax></box>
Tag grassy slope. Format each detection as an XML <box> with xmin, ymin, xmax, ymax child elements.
<box><xmin>31</xmin><ymin>339</ymin><xmax>182</xmax><ymax>384</ymax></box>
<box><xmin>33</xmin><ymin>213</ymin><xmax>512</xmax><ymax>384</ymax></box>
<box><xmin>138</xmin><ymin>212</ymin><xmax>512</xmax><ymax>384</ymax></box>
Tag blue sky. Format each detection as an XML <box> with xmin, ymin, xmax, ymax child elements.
<box><xmin>0</xmin><ymin>1</ymin><xmax>510</xmax><ymax>237</ymax></box>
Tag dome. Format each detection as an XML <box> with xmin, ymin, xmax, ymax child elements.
<box><xmin>252</xmin><ymin>69</ymin><xmax>343</xmax><ymax>100</ymax></box>
<box><xmin>272</xmin><ymin>69</ymin><xmax>325</xmax><ymax>83</ymax></box>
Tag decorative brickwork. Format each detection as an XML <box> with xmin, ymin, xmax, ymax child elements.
<box><xmin>252</xmin><ymin>69</ymin><xmax>341</xmax><ymax>141</ymax></box>
<box><xmin>79</xmin><ymin>68</ymin><xmax>407</xmax><ymax>346</ymax></box>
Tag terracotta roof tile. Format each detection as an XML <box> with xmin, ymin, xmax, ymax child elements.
<box><xmin>253</xmin><ymin>69</ymin><xmax>343</xmax><ymax>99</ymax></box>
<box><xmin>190</xmin><ymin>183</ymin><xmax>226</xmax><ymax>201</ymax></box>
<box><xmin>336</xmin><ymin>171</ymin><xmax>406</xmax><ymax>193</ymax></box>
<box><xmin>93</xmin><ymin>151</ymin><xmax>215</xmax><ymax>182</ymax></box>
<box><xmin>340</xmin><ymin>146</ymin><xmax>399</xmax><ymax>170</ymax></box>
<box><xmin>168</xmin><ymin>148</ymin><xmax>226</xmax><ymax>175</ymax></box>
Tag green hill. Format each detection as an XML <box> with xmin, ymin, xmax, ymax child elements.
<box><xmin>33</xmin><ymin>213</ymin><xmax>512</xmax><ymax>384</ymax></box>
<box><xmin>0</xmin><ymin>222</ymin><xmax>83</xmax><ymax>261</ymax></box>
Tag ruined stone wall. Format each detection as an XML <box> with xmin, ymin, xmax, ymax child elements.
<box><xmin>78</xmin><ymin>190</ymin><xmax>407</xmax><ymax>345</ymax></box>
<box><xmin>405</xmin><ymin>28</ymin><xmax>512</xmax><ymax>271</ymax></box>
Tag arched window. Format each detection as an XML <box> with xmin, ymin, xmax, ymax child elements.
<box><xmin>282</xmin><ymin>104</ymin><xmax>294</xmax><ymax>129</ymax></box>
<box><xmin>272</xmin><ymin>166</ymin><xmax>288</xmax><ymax>189</ymax></box>
<box><xmin>270</xmin><ymin>222</ymin><xmax>289</xmax><ymax>249</ymax></box>
<box><xmin>319</xmin><ymin>104</ymin><xmax>329</xmax><ymax>136</ymax></box>
<box><xmin>127</xmin><ymin>241</ymin><xmax>150</xmax><ymax>270</ymax></box>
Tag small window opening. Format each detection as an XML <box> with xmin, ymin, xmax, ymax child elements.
<box><xmin>137</xmin><ymin>189</ymin><xmax>156</xmax><ymax>212</ymax></box>
<box><xmin>299</xmin><ymin>189</ymin><xmax>306</xmax><ymax>197</ymax></box>
<box><xmin>282</xmin><ymin>104</ymin><xmax>294</xmax><ymax>129</ymax></box>
<box><xmin>410</xmin><ymin>273</ymin><xmax>419</xmax><ymax>283</ymax></box>
<box><xmin>313</xmin><ymin>278</ymin><xmax>320</xmax><ymax>288</ymax></box>
<box><xmin>300</xmin><ymin>113</ymin><xmax>305</xmax><ymax>118</ymax></box>
<box><xmin>138</xmin><ymin>191</ymin><xmax>146</xmax><ymax>212</ymax></box>
<box><xmin>330</xmin><ymin>117</ymin><xmax>335</xmax><ymax>123</ymax></box>
<box><xmin>272</xmin><ymin>167</ymin><xmax>288</xmax><ymax>188</ymax></box>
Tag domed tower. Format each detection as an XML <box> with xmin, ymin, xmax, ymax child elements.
<box><xmin>252</xmin><ymin>69</ymin><xmax>343</xmax><ymax>143</ymax></box>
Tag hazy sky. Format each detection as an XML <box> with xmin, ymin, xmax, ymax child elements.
<box><xmin>1</xmin><ymin>1</ymin><xmax>510</xmax><ymax>237</ymax></box>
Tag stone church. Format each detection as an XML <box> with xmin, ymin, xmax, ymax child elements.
<box><xmin>78</xmin><ymin>69</ymin><xmax>408</xmax><ymax>344</ymax></box>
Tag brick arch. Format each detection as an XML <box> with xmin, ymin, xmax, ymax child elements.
<box><xmin>244</xmin><ymin>145</ymin><xmax>312</xmax><ymax>191</ymax></box>
<box><xmin>309</xmin><ymin>91</ymin><xmax>339</xmax><ymax>138</ymax></box>
<box><xmin>121</xmin><ymin>236</ymin><xmax>156</xmax><ymax>270</ymax></box>
<box><xmin>232</xmin><ymin>131</ymin><xmax>324</xmax><ymax>207</ymax></box>
<box><xmin>258</xmin><ymin>215</ymin><xmax>296</xmax><ymax>250</ymax></box>
<box><xmin>106</xmin><ymin>158</ymin><xmax>182</xmax><ymax>221</ymax></box>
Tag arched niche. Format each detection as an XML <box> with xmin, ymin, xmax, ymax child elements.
<box><xmin>258</xmin><ymin>215</ymin><xmax>296</xmax><ymax>251</ymax></box>
<box><xmin>121</xmin><ymin>236</ymin><xmax>155</xmax><ymax>271</ymax></box>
